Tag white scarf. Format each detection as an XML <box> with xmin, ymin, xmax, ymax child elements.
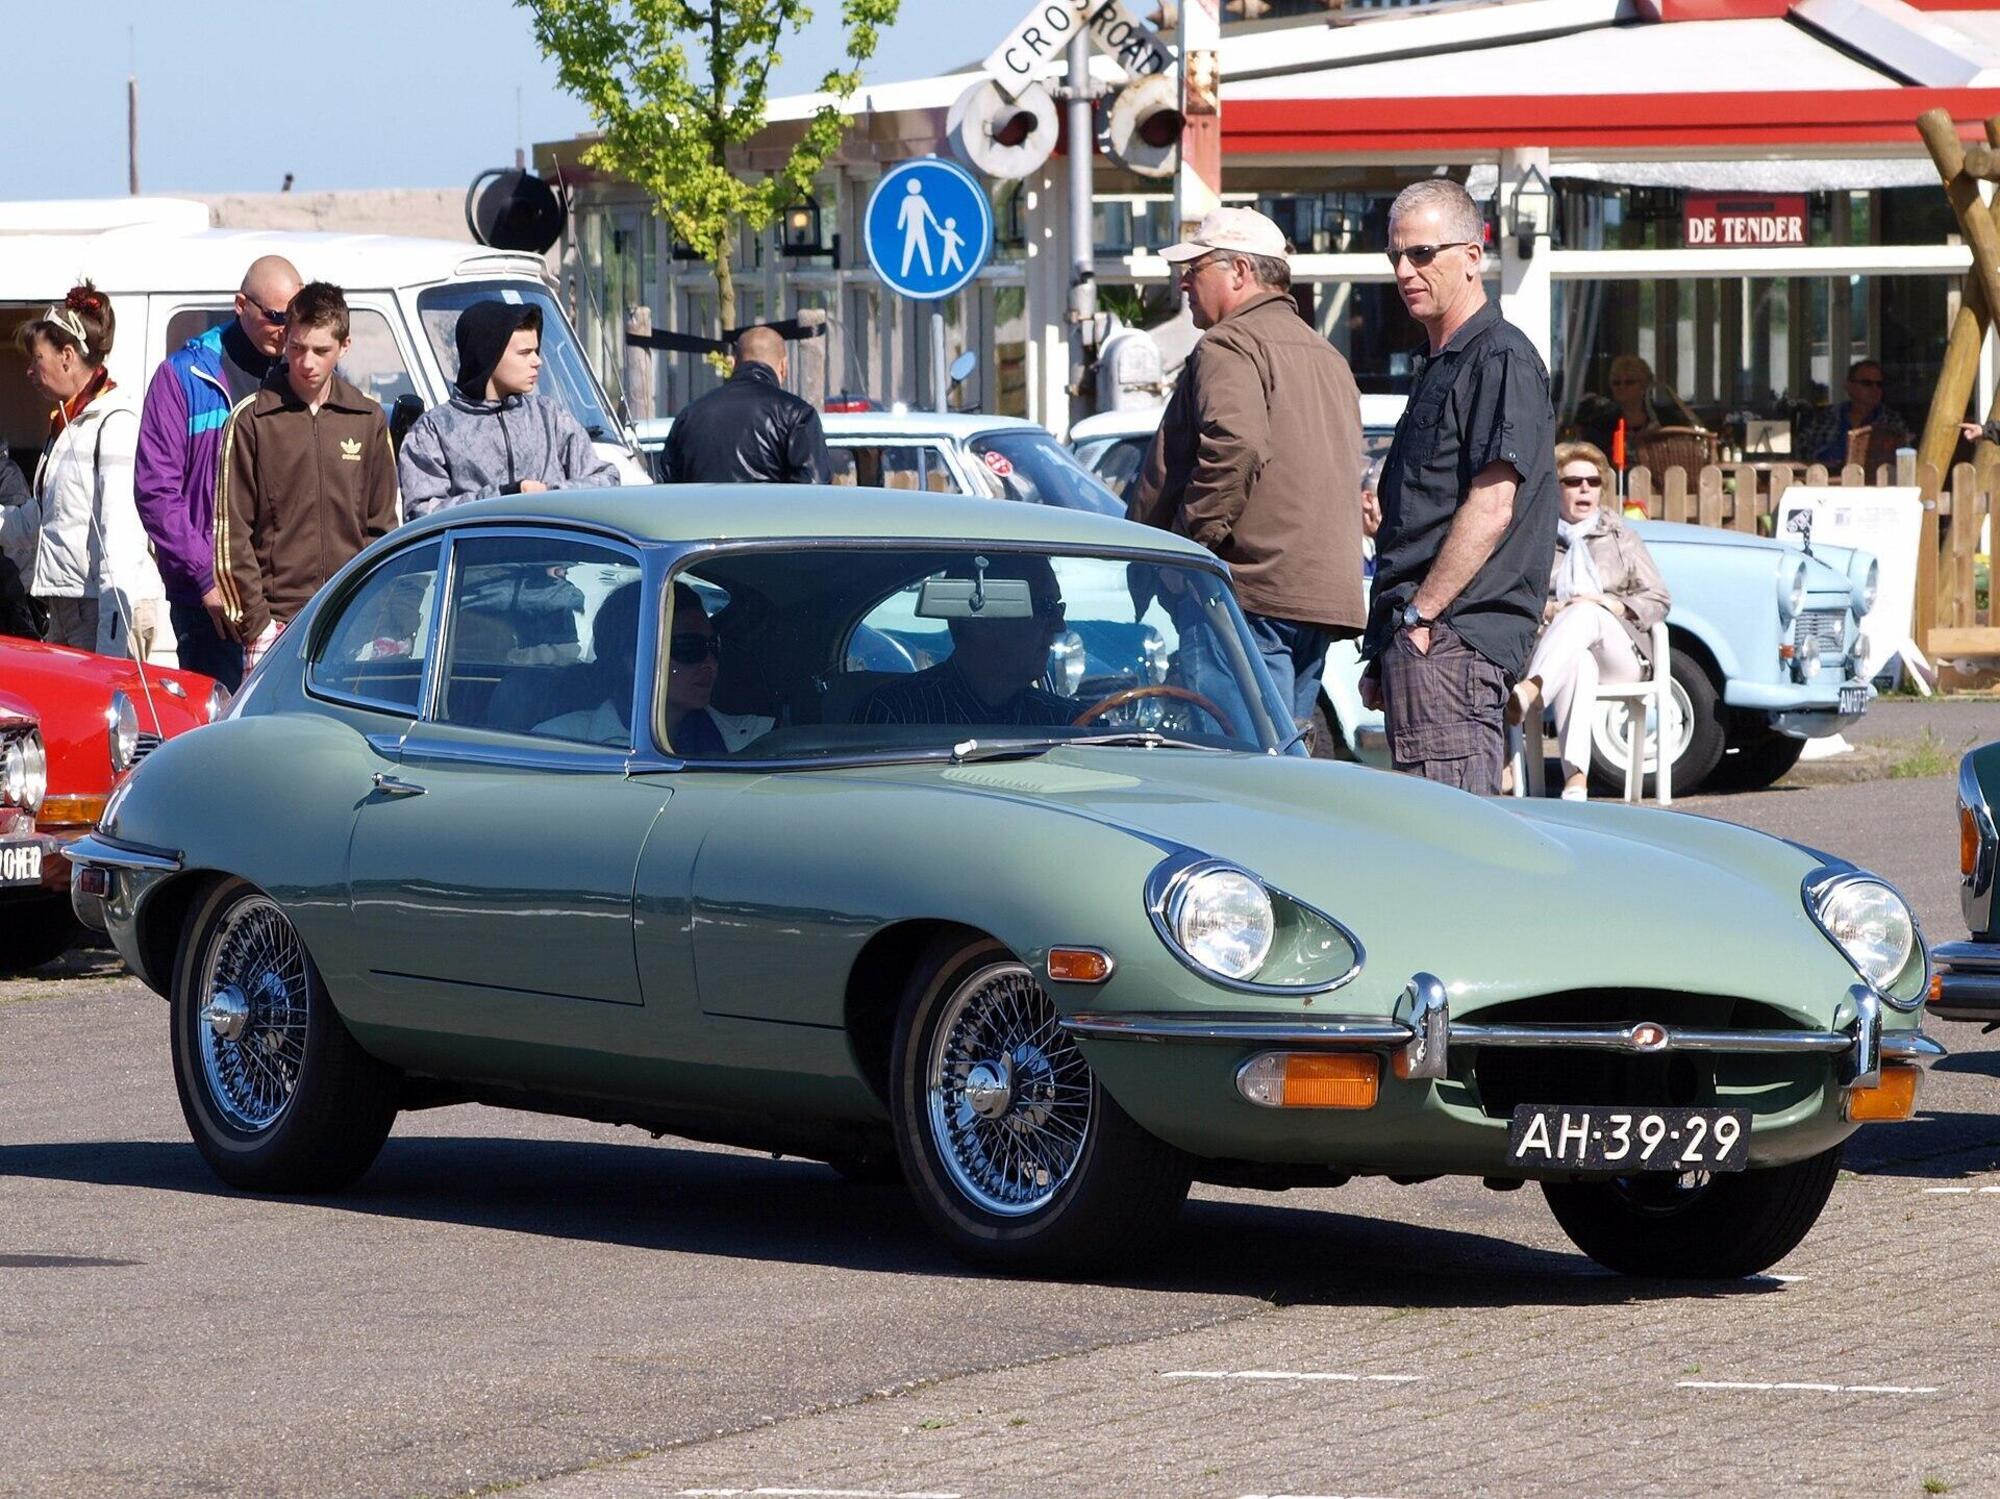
<box><xmin>1555</xmin><ymin>513</ymin><xmax>1606</xmax><ymax>602</ymax></box>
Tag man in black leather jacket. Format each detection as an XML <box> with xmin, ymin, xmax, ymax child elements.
<box><xmin>661</xmin><ymin>326</ymin><xmax>832</xmax><ymax>484</ymax></box>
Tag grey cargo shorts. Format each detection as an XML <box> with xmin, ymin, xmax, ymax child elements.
<box><xmin>1381</xmin><ymin>620</ymin><xmax>1510</xmax><ymax>794</ymax></box>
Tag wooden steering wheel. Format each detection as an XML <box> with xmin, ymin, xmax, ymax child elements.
<box><xmin>1072</xmin><ymin>685</ymin><xmax>1236</xmax><ymax>737</ymax></box>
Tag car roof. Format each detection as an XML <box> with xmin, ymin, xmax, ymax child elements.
<box><xmin>399</xmin><ymin>484</ymin><xmax>1218</xmax><ymax>560</ymax></box>
<box><xmin>629</xmin><ymin>411</ymin><xmax>1051</xmax><ymax>443</ymax></box>
<box><xmin>0</xmin><ymin>215</ymin><xmax>544</xmax><ymax>296</ymax></box>
<box><xmin>1069</xmin><ymin>393</ymin><xmax>1409</xmax><ymax>441</ymax></box>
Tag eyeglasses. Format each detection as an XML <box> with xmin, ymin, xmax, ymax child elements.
<box><xmin>241</xmin><ymin>291</ymin><xmax>288</xmax><ymax>328</ymax></box>
<box><xmin>669</xmin><ymin>633</ymin><xmax>721</xmax><ymax>665</ymax></box>
<box><xmin>1178</xmin><ymin>253</ymin><xmax>1233</xmax><ymax>279</ymax></box>
<box><xmin>1850</xmin><ymin>375</ymin><xmax>1884</xmax><ymax>387</ymax></box>
<box><xmin>1386</xmin><ymin>242</ymin><xmax>1473</xmax><ymax>269</ymax></box>
<box><xmin>1560</xmin><ymin>475</ymin><xmax>1604</xmax><ymax>489</ymax></box>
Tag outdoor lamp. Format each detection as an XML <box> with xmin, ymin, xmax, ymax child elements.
<box><xmin>779</xmin><ymin>194</ymin><xmax>824</xmax><ymax>258</ymax></box>
<box><xmin>1508</xmin><ymin>164</ymin><xmax>1554</xmax><ymax>258</ymax></box>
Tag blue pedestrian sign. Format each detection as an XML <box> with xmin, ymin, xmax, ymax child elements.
<box><xmin>864</xmin><ymin>158</ymin><xmax>993</xmax><ymax>301</ymax></box>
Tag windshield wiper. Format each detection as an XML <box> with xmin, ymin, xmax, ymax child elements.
<box><xmin>949</xmin><ymin>732</ymin><xmax>1231</xmax><ymax>765</ymax></box>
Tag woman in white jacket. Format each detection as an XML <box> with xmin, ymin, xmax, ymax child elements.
<box><xmin>3</xmin><ymin>284</ymin><xmax>166</xmax><ymax>659</ymax></box>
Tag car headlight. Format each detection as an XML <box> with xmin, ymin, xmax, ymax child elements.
<box><xmin>107</xmin><ymin>690</ymin><xmax>139</xmax><ymax>773</ymax></box>
<box><xmin>1777</xmin><ymin>558</ymin><xmax>1807</xmax><ymax>622</ymax></box>
<box><xmin>20</xmin><ymin>731</ymin><xmax>45</xmax><ymax>813</ymax></box>
<box><xmin>1858</xmin><ymin>558</ymin><xmax>1879</xmax><ymax>615</ymax></box>
<box><xmin>1047</xmin><ymin>630</ymin><xmax>1085</xmax><ymax>698</ymax></box>
<box><xmin>1</xmin><ymin>739</ymin><xmax>23</xmax><ymax>807</ymax></box>
<box><xmin>204</xmin><ymin>683</ymin><xmax>231</xmax><ymax>722</ymax></box>
<box><xmin>1807</xmin><ymin>872</ymin><xmax>1918</xmax><ymax>1001</ymax></box>
<box><xmin>1165</xmin><ymin>864</ymin><xmax>1274</xmax><ymax>981</ymax></box>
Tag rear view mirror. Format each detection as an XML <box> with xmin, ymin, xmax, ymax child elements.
<box><xmin>948</xmin><ymin>351</ymin><xmax>978</xmax><ymax>385</ymax></box>
<box><xmin>916</xmin><ymin>576</ymin><xmax>1034</xmax><ymax>619</ymax></box>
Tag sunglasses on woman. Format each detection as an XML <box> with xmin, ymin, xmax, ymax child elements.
<box><xmin>1560</xmin><ymin>475</ymin><xmax>1603</xmax><ymax>489</ymax></box>
<box><xmin>669</xmin><ymin>634</ymin><xmax>722</xmax><ymax>665</ymax></box>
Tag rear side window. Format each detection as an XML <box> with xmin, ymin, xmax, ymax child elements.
<box><xmin>310</xmin><ymin>541</ymin><xmax>442</xmax><ymax>712</ymax></box>
<box><xmin>828</xmin><ymin>443</ymin><xmax>961</xmax><ymax>493</ymax></box>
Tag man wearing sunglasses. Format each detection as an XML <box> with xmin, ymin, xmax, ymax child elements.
<box><xmin>133</xmin><ymin>254</ymin><xmax>302</xmax><ymax>689</ymax></box>
<box><xmin>1798</xmin><ymin>358</ymin><xmax>1910</xmax><ymax>468</ymax></box>
<box><xmin>1361</xmin><ymin>179</ymin><xmax>1557</xmax><ymax>795</ymax></box>
<box><xmin>1126</xmin><ymin>207</ymin><xmax>1366</xmax><ymax>744</ymax></box>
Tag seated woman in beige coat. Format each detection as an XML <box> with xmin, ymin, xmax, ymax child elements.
<box><xmin>1508</xmin><ymin>441</ymin><xmax>1671</xmax><ymax>800</ymax></box>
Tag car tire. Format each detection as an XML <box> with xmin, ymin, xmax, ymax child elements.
<box><xmin>1540</xmin><ymin>1144</ymin><xmax>1842</xmax><ymax>1278</ymax></box>
<box><xmin>0</xmin><ymin>895</ymin><xmax>85</xmax><ymax>975</ymax></box>
<box><xmin>1587</xmin><ymin>645</ymin><xmax>1727</xmax><ymax>797</ymax></box>
<box><xmin>171</xmin><ymin>877</ymin><xmax>398</xmax><ymax>1193</ymax></box>
<box><xmin>1707</xmin><ymin>730</ymin><xmax>1807</xmax><ymax>793</ymax></box>
<box><xmin>890</xmin><ymin>934</ymin><xmax>1189</xmax><ymax>1270</ymax></box>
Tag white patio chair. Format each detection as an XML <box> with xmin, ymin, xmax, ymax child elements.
<box><xmin>1507</xmin><ymin>619</ymin><xmax>1673</xmax><ymax>805</ymax></box>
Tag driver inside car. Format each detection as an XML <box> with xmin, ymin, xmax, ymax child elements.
<box><xmin>858</xmin><ymin>556</ymin><xmax>1074</xmax><ymax>728</ymax></box>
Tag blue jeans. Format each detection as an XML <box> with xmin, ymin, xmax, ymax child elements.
<box><xmin>170</xmin><ymin>602</ymin><xmax>243</xmax><ymax>691</ymax></box>
<box><xmin>1243</xmin><ymin>611</ymin><xmax>1333</xmax><ymax>729</ymax></box>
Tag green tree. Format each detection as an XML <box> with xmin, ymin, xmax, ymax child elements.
<box><xmin>521</xmin><ymin>0</ymin><xmax>900</xmax><ymax>334</ymax></box>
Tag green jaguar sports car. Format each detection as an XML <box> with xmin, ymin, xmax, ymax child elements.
<box><xmin>70</xmin><ymin>488</ymin><xmax>1941</xmax><ymax>1279</ymax></box>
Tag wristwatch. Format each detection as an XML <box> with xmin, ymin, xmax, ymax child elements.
<box><xmin>1400</xmin><ymin>602</ymin><xmax>1434</xmax><ymax>631</ymax></box>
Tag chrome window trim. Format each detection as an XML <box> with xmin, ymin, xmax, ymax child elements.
<box><xmin>1801</xmin><ymin>863</ymin><xmax>1929</xmax><ymax>1014</ymax></box>
<box><xmin>1142</xmin><ymin>849</ymin><xmax>1366</xmax><ymax>997</ymax></box>
<box><xmin>303</xmin><ymin>535</ymin><xmax>448</xmax><ymax>721</ymax></box>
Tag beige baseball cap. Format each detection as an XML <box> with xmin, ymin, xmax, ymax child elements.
<box><xmin>1158</xmin><ymin>206</ymin><xmax>1289</xmax><ymax>263</ymax></box>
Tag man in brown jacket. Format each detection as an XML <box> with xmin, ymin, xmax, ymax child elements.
<box><xmin>215</xmin><ymin>282</ymin><xmax>397</xmax><ymax>667</ymax></box>
<box><xmin>1127</xmin><ymin>207</ymin><xmax>1365</xmax><ymax>742</ymax></box>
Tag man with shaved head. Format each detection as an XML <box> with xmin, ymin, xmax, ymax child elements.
<box><xmin>660</xmin><ymin>323</ymin><xmax>830</xmax><ymax>484</ymax></box>
<box><xmin>134</xmin><ymin>254</ymin><xmax>303</xmax><ymax>686</ymax></box>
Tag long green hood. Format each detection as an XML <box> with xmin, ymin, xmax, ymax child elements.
<box><xmin>827</xmin><ymin>749</ymin><xmax>1863</xmax><ymax>1024</ymax></box>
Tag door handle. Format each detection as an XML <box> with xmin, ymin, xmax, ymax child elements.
<box><xmin>371</xmin><ymin>773</ymin><xmax>426</xmax><ymax>798</ymax></box>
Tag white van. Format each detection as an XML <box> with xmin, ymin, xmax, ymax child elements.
<box><xmin>0</xmin><ymin>197</ymin><xmax>647</xmax><ymax>487</ymax></box>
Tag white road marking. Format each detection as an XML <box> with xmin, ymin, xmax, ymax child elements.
<box><xmin>1922</xmin><ymin>1185</ymin><xmax>2000</xmax><ymax>1194</ymax></box>
<box><xmin>1678</xmin><ymin>1380</ymin><xmax>1937</xmax><ymax>1395</ymax></box>
<box><xmin>1163</xmin><ymin>1370</ymin><xmax>1421</xmax><ymax>1384</ymax></box>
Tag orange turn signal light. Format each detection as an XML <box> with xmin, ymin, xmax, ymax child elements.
<box><xmin>1848</xmin><ymin>1064</ymin><xmax>1921</xmax><ymax>1122</ymax></box>
<box><xmin>1963</xmin><ymin>804</ymin><xmax>1982</xmax><ymax>878</ymax></box>
<box><xmin>1237</xmin><ymin>1051</ymin><xmax>1380</xmax><ymax>1110</ymax></box>
<box><xmin>1046</xmin><ymin>947</ymin><xmax>1114</xmax><ymax>984</ymax></box>
<box><xmin>38</xmin><ymin>794</ymin><xmax>108</xmax><ymax>829</ymax></box>
<box><xmin>1931</xmin><ymin>973</ymin><xmax>1944</xmax><ymax>1004</ymax></box>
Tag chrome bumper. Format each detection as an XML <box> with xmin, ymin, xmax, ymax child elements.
<box><xmin>1930</xmin><ymin>940</ymin><xmax>2000</xmax><ymax>1023</ymax></box>
<box><xmin>1064</xmin><ymin>973</ymin><xmax>1944</xmax><ymax>1089</ymax></box>
<box><xmin>64</xmin><ymin>831</ymin><xmax>183</xmax><ymax>934</ymax></box>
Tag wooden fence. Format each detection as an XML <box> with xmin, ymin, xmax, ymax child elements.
<box><xmin>1622</xmin><ymin>461</ymin><xmax>2000</xmax><ymax>665</ymax></box>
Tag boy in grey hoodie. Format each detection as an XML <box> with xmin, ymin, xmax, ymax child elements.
<box><xmin>397</xmin><ymin>301</ymin><xmax>619</xmax><ymax>518</ymax></box>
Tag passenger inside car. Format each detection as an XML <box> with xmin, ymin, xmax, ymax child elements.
<box><xmin>532</xmin><ymin>580</ymin><xmax>644</xmax><ymax>746</ymax></box>
<box><xmin>659</xmin><ymin>582</ymin><xmax>775</xmax><ymax>755</ymax></box>
<box><xmin>856</xmin><ymin>555</ymin><xmax>1074</xmax><ymax>728</ymax></box>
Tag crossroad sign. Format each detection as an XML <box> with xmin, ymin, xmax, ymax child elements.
<box><xmin>863</xmin><ymin>158</ymin><xmax>994</xmax><ymax>301</ymax></box>
<box><xmin>986</xmin><ymin>0</ymin><xmax>1173</xmax><ymax>99</ymax></box>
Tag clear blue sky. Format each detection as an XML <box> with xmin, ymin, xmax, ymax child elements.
<box><xmin>1</xmin><ymin>0</ymin><xmax>996</xmax><ymax>200</ymax></box>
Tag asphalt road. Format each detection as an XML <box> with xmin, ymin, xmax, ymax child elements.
<box><xmin>5</xmin><ymin>714</ymin><xmax>1998</xmax><ymax>1499</ymax></box>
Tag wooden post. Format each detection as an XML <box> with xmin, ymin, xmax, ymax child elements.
<box><xmin>1952</xmin><ymin>464</ymin><xmax>1977</xmax><ymax>628</ymax></box>
<box><xmin>1697</xmin><ymin>466</ymin><xmax>1724</xmax><ymax>528</ymax></box>
<box><xmin>1664</xmin><ymin>465</ymin><xmax>1690</xmax><ymax>524</ymax></box>
<box><xmin>1916</xmin><ymin>112</ymin><xmax>2000</xmax><ymax>476</ymax></box>
<box><xmin>623</xmin><ymin>304</ymin><xmax>655</xmax><ymax>421</ymax></box>
<box><xmin>1915</xmin><ymin>461</ymin><xmax>1941</xmax><ymax>656</ymax></box>
<box><xmin>1731</xmin><ymin>464</ymin><xmax>1758</xmax><ymax>532</ymax></box>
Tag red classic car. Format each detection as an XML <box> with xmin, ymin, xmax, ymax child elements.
<box><xmin>0</xmin><ymin>639</ymin><xmax>221</xmax><ymax>972</ymax></box>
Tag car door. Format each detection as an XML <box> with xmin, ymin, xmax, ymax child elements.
<box><xmin>344</xmin><ymin>527</ymin><xmax>669</xmax><ymax>1065</ymax></box>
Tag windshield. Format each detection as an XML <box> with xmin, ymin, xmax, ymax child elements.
<box><xmin>662</xmin><ymin>545</ymin><xmax>1299</xmax><ymax>762</ymax></box>
<box><xmin>415</xmin><ymin>281</ymin><xmax>620</xmax><ymax>442</ymax></box>
<box><xmin>968</xmin><ymin>431</ymin><xmax>1123</xmax><ymax>515</ymax></box>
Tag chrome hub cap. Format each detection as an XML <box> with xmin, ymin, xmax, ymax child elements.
<box><xmin>195</xmin><ymin>896</ymin><xmax>310</xmax><ymax>1133</ymax></box>
<box><xmin>201</xmin><ymin>986</ymin><xmax>250</xmax><ymax>1041</ymax></box>
<box><xmin>926</xmin><ymin>961</ymin><xmax>1093</xmax><ymax>1217</ymax></box>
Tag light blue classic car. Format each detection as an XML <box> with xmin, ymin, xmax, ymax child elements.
<box><xmin>1069</xmin><ymin>405</ymin><xmax>1877</xmax><ymax>794</ymax></box>
<box><xmin>70</xmin><ymin>488</ymin><xmax>1939</xmax><ymax>1281</ymax></box>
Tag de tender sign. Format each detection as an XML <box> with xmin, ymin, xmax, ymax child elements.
<box><xmin>864</xmin><ymin>158</ymin><xmax>994</xmax><ymax>301</ymax></box>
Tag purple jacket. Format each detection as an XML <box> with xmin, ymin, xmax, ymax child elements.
<box><xmin>134</xmin><ymin>326</ymin><xmax>238</xmax><ymax>606</ymax></box>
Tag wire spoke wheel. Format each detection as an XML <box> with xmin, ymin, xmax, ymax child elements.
<box><xmin>925</xmin><ymin>960</ymin><xmax>1093</xmax><ymax>1217</ymax></box>
<box><xmin>196</xmin><ymin>895</ymin><xmax>311</xmax><ymax>1133</ymax></box>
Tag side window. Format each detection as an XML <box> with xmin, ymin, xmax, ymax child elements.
<box><xmin>341</xmin><ymin>308</ymin><xmax>418</xmax><ymax>409</ymax></box>
<box><xmin>162</xmin><ymin>305</ymin><xmax>232</xmax><ymax>358</ymax></box>
<box><xmin>830</xmin><ymin>444</ymin><xmax>962</xmax><ymax>493</ymax></box>
<box><xmin>439</xmin><ymin>534</ymin><xmax>643</xmax><ymax>747</ymax></box>
<box><xmin>310</xmin><ymin>541</ymin><xmax>442</xmax><ymax>711</ymax></box>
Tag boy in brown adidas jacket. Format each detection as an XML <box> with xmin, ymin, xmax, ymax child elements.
<box><xmin>214</xmin><ymin>281</ymin><xmax>397</xmax><ymax>666</ymax></box>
